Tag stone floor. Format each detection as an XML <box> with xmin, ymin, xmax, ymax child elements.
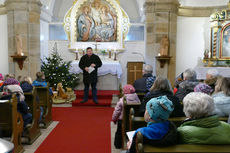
<box><xmin>23</xmin><ymin>121</ymin><xmax>59</xmax><ymax>153</ymax></box>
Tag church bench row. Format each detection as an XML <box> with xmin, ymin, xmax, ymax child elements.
<box><xmin>35</xmin><ymin>86</ymin><xmax>53</xmax><ymax>128</ymax></box>
<box><xmin>135</xmin><ymin>132</ymin><xmax>230</xmax><ymax>153</ymax></box>
<box><xmin>23</xmin><ymin>88</ymin><xmax>41</xmax><ymax>144</ymax></box>
<box><xmin>0</xmin><ymin>94</ymin><xmax>24</xmax><ymax>153</ymax></box>
<box><xmin>0</xmin><ymin>86</ymin><xmax>53</xmax><ymax>152</ymax></box>
<box><xmin>129</xmin><ymin>108</ymin><xmax>228</xmax><ymax>131</ymax></box>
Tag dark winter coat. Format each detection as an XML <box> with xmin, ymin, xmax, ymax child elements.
<box><xmin>175</xmin><ymin>80</ymin><xmax>199</xmax><ymax>102</ymax></box>
<box><xmin>79</xmin><ymin>54</ymin><xmax>102</xmax><ymax>84</ymax></box>
<box><xmin>139</xmin><ymin>90</ymin><xmax>184</xmax><ymax>117</ymax></box>
<box><xmin>133</xmin><ymin>73</ymin><xmax>156</xmax><ymax>93</ymax></box>
<box><xmin>20</xmin><ymin>81</ymin><xmax>33</xmax><ymax>92</ymax></box>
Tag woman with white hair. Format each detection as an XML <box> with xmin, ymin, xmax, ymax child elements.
<box><xmin>177</xmin><ymin>92</ymin><xmax>230</xmax><ymax>144</ymax></box>
<box><xmin>212</xmin><ymin>77</ymin><xmax>230</xmax><ymax>117</ymax></box>
<box><xmin>205</xmin><ymin>68</ymin><xmax>219</xmax><ymax>91</ymax></box>
<box><xmin>175</xmin><ymin>68</ymin><xmax>199</xmax><ymax>102</ymax></box>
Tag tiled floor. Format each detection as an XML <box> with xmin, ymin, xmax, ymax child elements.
<box><xmin>111</xmin><ymin>122</ymin><xmax>126</xmax><ymax>153</ymax></box>
<box><xmin>23</xmin><ymin>121</ymin><xmax>59</xmax><ymax>153</ymax></box>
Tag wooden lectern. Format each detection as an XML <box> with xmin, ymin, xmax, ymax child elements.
<box><xmin>127</xmin><ymin>62</ymin><xmax>144</xmax><ymax>85</ymax></box>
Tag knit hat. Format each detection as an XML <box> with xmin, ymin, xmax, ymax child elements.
<box><xmin>146</xmin><ymin>96</ymin><xmax>174</xmax><ymax>122</ymax></box>
<box><xmin>4</xmin><ymin>78</ymin><xmax>19</xmax><ymax>86</ymax></box>
<box><xmin>123</xmin><ymin>84</ymin><xmax>135</xmax><ymax>94</ymax></box>
<box><xmin>0</xmin><ymin>73</ymin><xmax>3</xmax><ymax>81</ymax></box>
<box><xmin>194</xmin><ymin>83</ymin><xmax>213</xmax><ymax>94</ymax></box>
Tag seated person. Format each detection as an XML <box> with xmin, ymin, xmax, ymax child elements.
<box><xmin>112</xmin><ymin>84</ymin><xmax>140</xmax><ymax>149</ymax></box>
<box><xmin>32</xmin><ymin>72</ymin><xmax>47</xmax><ymax>87</ymax></box>
<box><xmin>0</xmin><ymin>73</ymin><xmax>3</xmax><ymax>88</ymax></box>
<box><xmin>32</xmin><ymin>72</ymin><xmax>53</xmax><ymax>95</ymax></box>
<box><xmin>212</xmin><ymin>77</ymin><xmax>230</xmax><ymax>117</ymax></box>
<box><xmin>173</xmin><ymin>72</ymin><xmax>183</xmax><ymax>94</ymax></box>
<box><xmin>21</xmin><ymin>76</ymin><xmax>44</xmax><ymax>122</ymax></box>
<box><xmin>204</xmin><ymin>68</ymin><xmax>219</xmax><ymax>91</ymax></box>
<box><xmin>133</xmin><ymin>64</ymin><xmax>156</xmax><ymax>93</ymax></box>
<box><xmin>194</xmin><ymin>83</ymin><xmax>213</xmax><ymax>95</ymax></box>
<box><xmin>175</xmin><ymin>68</ymin><xmax>199</xmax><ymax>102</ymax></box>
<box><xmin>126</xmin><ymin>96</ymin><xmax>177</xmax><ymax>153</ymax></box>
<box><xmin>2</xmin><ymin>79</ymin><xmax>32</xmax><ymax>128</ymax></box>
<box><xmin>20</xmin><ymin>76</ymin><xmax>33</xmax><ymax>92</ymax></box>
<box><xmin>139</xmin><ymin>76</ymin><xmax>184</xmax><ymax>117</ymax></box>
<box><xmin>177</xmin><ymin>92</ymin><xmax>230</xmax><ymax>144</ymax></box>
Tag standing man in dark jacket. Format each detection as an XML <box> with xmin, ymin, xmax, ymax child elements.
<box><xmin>79</xmin><ymin>47</ymin><xmax>102</xmax><ymax>104</ymax></box>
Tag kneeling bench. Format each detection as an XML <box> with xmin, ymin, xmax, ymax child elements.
<box><xmin>136</xmin><ymin>132</ymin><xmax>230</xmax><ymax>153</ymax></box>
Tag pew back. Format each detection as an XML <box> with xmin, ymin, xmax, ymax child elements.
<box><xmin>122</xmin><ymin>98</ymin><xmax>141</xmax><ymax>149</ymax></box>
<box><xmin>0</xmin><ymin>94</ymin><xmax>24</xmax><ymax>153</ymax></box>
<box><xmin>24</xmin><ymin>88</ymin><xmax>41</xmax><ymax>144</ymax></box>
<box><xmin>35</xmin><ymin>85</ymin><xmax>52</xmax><ymax>128</ymax></box>
<box><xmin>136</xmin><ymin>132</ymin><xmax>230</xmax><ymax>153</ymax></box>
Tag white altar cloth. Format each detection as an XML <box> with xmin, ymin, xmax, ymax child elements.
<box><xmin>70</xmin><ymin>60</ymin><xmax>123</xmax><ymax>78</ymax></box>
<box><xmin>194</xmin><ymin>67</ymin><xmax>230</xmax><ymax>80</ymax></box>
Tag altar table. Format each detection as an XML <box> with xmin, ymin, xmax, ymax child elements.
<box><xmin>70</xmin><ymin>60</ymin><xmax>123</xmax><ymax>78</ymax></box>
<box><xmin>70</xmin><ymin>60</ymin><xmax>123</xmax><ymax>90</ymax></box>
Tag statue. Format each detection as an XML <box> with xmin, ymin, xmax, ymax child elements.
<box><xmin>160</xmin><ymin>36</ymin><xmax>169</xmax><ymax>56</ymax></box>
<box><xmin>15</xmin><ymin>34</ymin><xmax>23</xmax><ymax>56</ymax></box>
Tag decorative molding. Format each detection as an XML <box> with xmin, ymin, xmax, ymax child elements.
<box><xmin>178</xmin><ymin>5</ymin><xmax>228</xmax><ymax>17</ymax></box>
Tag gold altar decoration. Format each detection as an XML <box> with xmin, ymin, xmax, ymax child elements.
<box><xmin>204</xmin><ymin>2</ymin><xmax>230</xmax><ymax>66</ymax></box>
<box><xmin>63</xmin><ymin>0</ymin><xmax>130</xmax><ymax>52</ymax></box>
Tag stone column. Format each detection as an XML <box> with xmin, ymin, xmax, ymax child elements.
<box><xmin>5</xmin><ymin>0</ymin><xmax>41</xmax><ymax>79</ymax></box>
<box><xmin>144</xmin><ymin>0</ymin><xmax>179</xmax><ymax>86</ymax></box>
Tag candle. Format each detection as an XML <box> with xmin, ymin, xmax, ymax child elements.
<box><xmin>21</xmin><ymin>52</ymin><xmax>24</xmax><ymax>56</ymax></box>
<box><xmin>158</xmin><ymin>53</ymin><xmax>161</xmax><ymax>56</ymax></box>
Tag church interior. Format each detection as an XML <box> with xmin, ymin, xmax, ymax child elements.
<box><xmin>1</xmin><ymin>0</ymin><xmax>230</xmax><ymax>153</ymax></box>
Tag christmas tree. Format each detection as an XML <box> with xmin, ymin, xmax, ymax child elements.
<box><xmin>41</xmin><ymin>50</ymin><xmax>79</xmax><ymax>89</ymax></box>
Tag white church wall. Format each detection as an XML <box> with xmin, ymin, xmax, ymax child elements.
<box><xmin>0</xmin><ymin>14</ymin><xmax>9</xmax><ymax>75</ymax></box>
<box><xmin>47</xmin><ymin>41</ymin><xmax>145</xmax><ymax>86</ymax></box>
<box><xmin>176</xmin><ymin>16</ymin><xmax>210</xmax><ymax>77</ymax></box>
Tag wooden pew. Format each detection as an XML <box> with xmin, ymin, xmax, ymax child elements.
<box><xmin>136</xmin><ymin>132</ymin><xmax>230</xmax><ymax>153</ymax></box>
<box><xmin>129</xmin><ymin>109</ymin><xmax>228</xmax><ymax>130</ymax></box>
<box><xmin>0</xmin><ymin>94</ymin><xmax>24</xmax><ymax>153</ymax></box>
<box><xmin>137</xmin><ymin>92</ymin><xmax>146</xmax><ymax>102</ymax></box>
<box><xmin>121</xmin><ymin>98</ymin><xmax>141</xmax><ymax>149</ymax></box>
<box><xmin>23</xmin><ymin>88</ymin><xmax>41</xmax><ymax>144</ymax></box>
<box><xmin>35</xmin><ymin>85</ymin><xmax>53</xmax><ymax>128</ymax></box>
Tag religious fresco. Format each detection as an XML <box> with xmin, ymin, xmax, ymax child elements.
<box><xmin>63</xmin><ymin>0</ymin><xmax>130</xmax><ymax>51</ymax></box>
<box><xmin>76</xmin><ymin>0</ymin><xmax>117</xmax><ymax>42</ymax></box>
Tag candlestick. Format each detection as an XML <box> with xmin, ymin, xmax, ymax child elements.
<box><xmin>109</xmin><ymin>50</ymin><xmax>111</xmax><ymax>58</ymax></box>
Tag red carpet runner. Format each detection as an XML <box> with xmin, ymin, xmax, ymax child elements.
<box><xmin>35</xmin><ymin>107</ymin><xmax>114</xmax><ymax>153</ymax></box>
<box><xmin>72</xmin><ymin>90</ymin><xmax>120</xmax><ymax>106</ymax></box>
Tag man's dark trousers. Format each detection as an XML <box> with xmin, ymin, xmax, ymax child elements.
<box><xmin>83</xmin><ymin>82</ymin><xmax>97</xmax><ymax>101</ymax></box>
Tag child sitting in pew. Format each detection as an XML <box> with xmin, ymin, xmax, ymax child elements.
<box><xmin>1</xmin><ymin>78</ymin><xmax>32</xmax><ymax>128</ymax></box>
<box><xmin>126</xmin><ymin>96</ymin><xmax>177</xmax><ymax>153</ymax></box>
<box><xmin>21</xmin><ymin>76</ymin><xmax>44</xmax><ymax>123</ymax></box>
<box><xmin>112</xmin><ymin>84</ymin><xmax>140</xmax><ymax>149</ymax></box>
<box><xmin>20</xmin><ymin>76</ymin><xmax>33</xmax><ymax>92</ymax></box>
<box><xmin>32</xmin><ymin>72</ymin><xmax>53</xmax><ymax>95</ymax></box>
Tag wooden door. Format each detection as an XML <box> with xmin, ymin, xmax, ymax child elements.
<box><xmin>127</xmin><ymin>62</ymin><xmax>144</xmax><ymax>85</ymax></box>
